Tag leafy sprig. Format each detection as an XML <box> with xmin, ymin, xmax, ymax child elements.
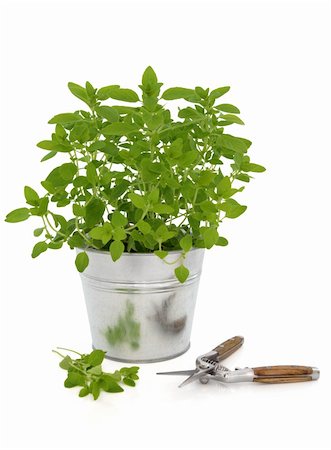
<box><xmin>5</xmin><ymin>66</ymin><xmax>265</xmax><ymax>282</ymax></box>
<box><xmin>53</xmin><ymin>347</ymin><xmax>139</xmax><ymax>400</ymax></box>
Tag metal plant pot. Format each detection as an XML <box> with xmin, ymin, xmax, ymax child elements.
<box><xmin>78</xmin><ymin>248</ymin><xmax>205</xmax><ymax>363</ymax></box>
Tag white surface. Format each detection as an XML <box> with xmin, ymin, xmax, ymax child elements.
<box><xmin>1</xmin><ymin>1</ymin><xmax>331</xmax><ymax>449</ymax></box>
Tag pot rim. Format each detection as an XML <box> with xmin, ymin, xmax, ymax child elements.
<box><xmin>80</xmin><ymin>246</ymin><xmax>204</xmax><ymax>256</ymax></box>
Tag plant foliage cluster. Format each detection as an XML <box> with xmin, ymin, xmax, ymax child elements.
<box><xmin>5</xmin><ymin>67</ymin><xmax>265</xmax><ymax>282</ymax></box>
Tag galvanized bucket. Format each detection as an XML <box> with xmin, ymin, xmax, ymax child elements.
<box><xmin>78</xmin><ymin>248</ymin><xmax>205</xmax><ymax>363</ymax></box>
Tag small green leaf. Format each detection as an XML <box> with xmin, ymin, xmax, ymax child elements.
<box><xmin>153</xmin><ymin>203</ymin><xmax>174</xmax><ymax>214</ymax></box>
<box><xmin>209</xmin><ymin>86</ymin><xmax>230</xmax><ymax>100</ymax></box>
<box><xmin>175</xmin><ymin>264</ymin><xmax>189</xmax><ymax>283</ymax></box>
<box><xmin>86</xmin><ymin>162</ymin><xmax>98</xmax><ymax>185</ymax></box>
<box><xmin>48</xmin><ymin>113</ymin><xmax>82</xmax><ymax>124</ymax></box>
<box><xmin>89</xmin><ymin>227</ymin><xmax>105</xmax><ymax>240</ymax></box>
<box><xmin>87</xmin><ymin>349</ymin><xmax>105</xmax><ymax>366</ymax></box>
<box><xmin>241</xmin><ymin>162</ymin><xmax>266</xmax><ymax>173</ymax></box>
<box><xmin>31</xmin><ymin>241</ymin><xmax>48</xmax><ymax>258</ymax></box>
<box><xmin>217</xmin><ymin>176</ymin><xmax>232</xmax><ymax>195</ymax></box>
<box><xmin>142</xmin><ymin>66</ymin><xmax>158</xmax><ymax>88</ymax></box>
<box><xmin>123</xmin><ymin>377</ymin><xmax>136</xmax><ymax>387</ymax></box>
<box><xmin>33</xmin><ymin>227</ymin><xmax>44</xmax><ymax>237</ymax></box>
<box><xmin>67</xmin><ymin>82</ymin><xmax>89</xmax><ymax>105</ymax></box>
<box><xmin>59</xmin><ymin>355</ymin><xmax>72</xmax><ymax>370</ymax></box>
<box><xmin>75</xmin><ymin>251</ymin><xmax>89</xmax><ymax>272</ymax></box>
<box><xmin>40</xmin><ymin>151</ymin><xmax>57</xmax><ymax>162</ymax></box>
<box><xmin>37</xmin><ymin>140</ymin><xmax>54</xmax><ymax>150</ymax></box>
<box><xmin>215</xmin><ymin>103</ymin><xmax>240</xmax><ymax>113</ymax></box>
<box><xmin>5</xmin><ymin>208</ymin><xmax>30</xmax><ymax>223</ymax></box>
<box><xmin>110</xmin><ymin>240</ymin><xmax>124</xmax><ymax>262</ymax></box>
<box><xmin>72</xmin><ymin>204</ymin><xmax>85</xmax><ymax>217</ymax></box>
<box><xmin>128</xmin><ymin>193</ymin><xmax>146</xmax><ymax>209</ymax></box>
<box><xmin>221</xmin><ymin>114</ymin><xmax>244</xmax><ymax>125</ymax></box>
<box><xmin>136</xmin><ymin>220</ymin><xmax>151</xmax><ymax>235</ymax></box>
<box><xmin>64</xmin><ymin>372</ymin><xmax>85</xmax><ymax>388</ymax></box>
<box><xmin>179</xmin><ymin>235</ymin><xmax>192</xmax><ymax>253</ymax></box>
<box><xmin>95</xmin><ymin>105</ymin><xmax>119</xmax><ymax>122</ymax></box>
<box><xmin>200</xmin><ymin>227</ymin><xmax>219</xmax><ymax>249</ymax></box>
<box><xmin>220</xmin><ymin>199</ymin><xmax>247</xmax><ymax>219</ymax></box>
<box><xmin>79</xmin><ymin>387</ymin><xmax>89</xmax><ymax>397</ymax></box>
<box><xmin>216</xmin><ymin>236</ymin><xmax>229</xmax><ymax>246</ymax></box>
<box><xmin>162</xmin><ymin>87</ymin><xmax>196</xmax><ymax>100</ymax></box>
<box><xmin>101</xmin><ymin>122</ymin><xmax>138</xmax><ymax>136</ymax></box>
<box><xmin>97</xmin><ymin>86</ymin><xmax>139</xmax><ymax>102</ymax></box>
<box><xmin>154</xmin><ymin>250</ymin><xmax>168</xmax><ymax>259</ymax></box>
<box><xmin>111</xmin><ymin>211</ymin><xmax>128</xmax><ymax>228</ymax></box>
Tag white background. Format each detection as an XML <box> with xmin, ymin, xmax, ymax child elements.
<box><xmin>1</xmin><ymin>0</ymin><xmax>330</xmax><ymax>449</ymax></box>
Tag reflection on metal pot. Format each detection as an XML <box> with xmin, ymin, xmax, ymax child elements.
<box><xmin>105</xmin><ymin>301</ymin><xmax>140</xmax><ymax>350</ymax></box>
<box><xmin>151</xmin><ymin>294</ymin><xmax>187</xmax><ymax>333</ymax></box>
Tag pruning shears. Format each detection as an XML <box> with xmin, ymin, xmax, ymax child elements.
<box><xmin>157</xmin><ymin>336</ymin><xmax>320</xmax><ymax>387</ymax></box>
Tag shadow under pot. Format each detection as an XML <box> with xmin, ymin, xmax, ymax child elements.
<box><xmin>77</xmin><ymin>248</ymin><xmax>205</xmax><ymax>363</ymax></box>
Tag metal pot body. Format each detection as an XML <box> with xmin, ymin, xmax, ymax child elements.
<box><xmin>78</xmin><ymin>248</ymin><xmax>205</xmax><ymax>363</ymax></box>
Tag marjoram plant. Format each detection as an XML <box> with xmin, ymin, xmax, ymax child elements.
<box><xmin>5</xmin><ymin>67</ymin><xmax>265</xmax><ymax>283</ymax></box>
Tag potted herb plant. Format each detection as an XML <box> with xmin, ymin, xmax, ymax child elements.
<box><xmin>5</xmin><ymin>67</ymin><xmax>265</xmax><ymax>362</ymax></box>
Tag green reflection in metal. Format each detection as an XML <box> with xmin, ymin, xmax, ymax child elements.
<box><xmin>105</xmin><ymin>301</ymin><xmax>140</xmax><ymax>350</ymax></box>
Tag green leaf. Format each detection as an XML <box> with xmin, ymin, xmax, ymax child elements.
<box><xmin>110</xmin><ymin>240</ymin><xmax>124</xmax><ymax>262</ymax></box>
<box><xmin>72</xmin><ymin>204</ymin><xmax>85</xmax><ymax>217</ymax></box>
<box><xmin>95</xmin><ymin>105</ymin><xmax>119</xmax><ymax>122</ymax></box>
<box><xmin>31</xmin><ymin>241</ymin><xmax>48</xmax><ymax>258</ymax></box>
<box><xmin>200</xmin><ymin>227</ymin><xmax>219</xmax><ymax>249</ymax></box>
<box><xmin>91</xmin><ymin>381</ymin><xmax>101</xmax><ymax>400</ymax></box>
<box><xmin>142</xmin><ymin>66</ymin><xmax>158</xmax><ymax>88</ymax></box>
<box><xmin>123</xmin><ymin>377</ymin><xmax>136</xmax><ymax>387</ymax></box>
<box><xmin>75</xmin><ymin>251</ymin><xmax>89</xmax><ymax>272</ymax></box>
<box><xmin>128</xmin><ymin>192</ymin><xmax>146</xmax><ymax>209</ymax></box>
<box><xmin>220</xmin><ymin>199</ymin><xmax>247</xmax><ymax>218</ymax></box>
<box><xmin>97</xmin><ymin>86</ymin><xmax>139</xmax><ymax>102</ymax></box>
<box><xmin>217</xmin><ymin>176</ymin><xmax>231</xmax><ymax>195</ymax></box>
<box><xmin>33</xmin><ymin>227</ymin><xmax>44</xmax><ymax>237</ymax></box>
<box><xmin>5</xmin><ymin>208</ymin><xmax>30</xmax><ymax>223</ymax></box>
<box><xmin>59</xmin><ymin>163</ymin><xmax>77</xmax><ymax>181</ymax></box>
<box><xmin>175</xmin><ymin>264</ymin><xmax>189</xmax><ymax>283</ymax></box>
<box><xmin>37</xmin><ymin>140</ymin><xmax>54</xmax><ymax>150</ymax></box>
<box><xmin>85</xmin><ymin>198</ymin><xmax>105</xmax><ymax>228</ymax></box>
<box><xmin>79</xmin><ymin>387</ymin><xmax>89</xmax><ymax>397</ymax></box>
<box><xmin>215</xmin><ymin>103</ymin><xmax>240</xmax><ymax>113</ymax></box>
<box><xmin>112</xmin><ymin>227</ymin><xmax>126</xmax><ymax>241</ymax></box>
<box><xmin>59</xmin><ymin>355</ymin><xmax>72</xmax><ymax>370</ymax></box>
<box><xmin>101</xmin><ymin>375</ymin><xmax>124</xmax><ymax>393</ymax></box>
<box><xmin>87</xmin><ymin>349</ymin><xmax>105</xmax><ymax>366</ymax></box>
<box><xmin>154</xmin><ymin>250</ymin><xmax>168</xmax><ymax>259</ymax></box>
<box><xmin>136</xmin><ymin>220</ymin><xmax>151</xmax><ymax>235</ymax></box>
<box><xmin>89</xmin><ymin>227</ymin><xmax>105</xmax><ymax>240</ymax></box>
<box><xmin>41</xmin><ymin>151</ymin><xmax>57</xmax><ymax>162</ymax></box>
<box><xmin>64</xmin><ymin>372</ymin><xmax>85</xmax><ymax>388</ymax></box>
<box><xmin>111</xmin><ymin>211</ymin><xmax>128</xmax><ymax>228</ymax></box>
<box><xmin>221</xmin><ymin>114</ymin><xmax>244</xmax><ymax>125</ymax></box>
<box><xmin>216</xmin><ymin>236</ymin><xmax>228</xmax><ymax>246</ymax></box>
<box><xmin>209</xmin><ymin>86</ymin><xmax>230</xmax><ymax>100</ymax></box>
<box><xmin>162</xmin><ymin>87</ymin><xmax>196</xmax><ymax>100</ymax></box>
<box><xmin>241</xmin><ymin>162</ymin><xmax>266</xmax><ymax>173</ymax></box>
<box><xmin>153</xmin><ymin>203</ymin><xmax>174</xmax><ymax>214</ymax></box>
<box><xmin>48</xmin><ymin>113</ymin><xmax>82</xmax><ymax>125</ymax></box>
<box><xmin>179</xmin><ymin>235</ymin><xmax>192</xmax><ymax>253</ymax></box>
<box><xmin>101</xmin><ymin>122</ymin><xmax>138</xmax><ymax>136</ymax></box>
<box><xmin>67</xmin><ymin>82</ymin><xmax>89</xmax><ymax>105</ymax></box>
<box><xmin>219</xmin><ymin>134</ymin><xmax>249</xmax><ymax>153</ymax></box>
<box><xmin>86</xmin><ymin>162</ymin><xmax>98</xmax><ymax>185</ymax></box>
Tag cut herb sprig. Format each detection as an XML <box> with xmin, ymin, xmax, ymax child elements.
<box><xmin>53</xmin><ymin>347</ymin><xmax>139</xmax><ymax>400</ymax></box>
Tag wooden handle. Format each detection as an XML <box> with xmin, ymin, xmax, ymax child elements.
<box><xmin>213</xmin><ymin>336</ymin><xmax>244</xmax><ymax>361</ymax></box>
<box><xmin>253</xmin><ymin>365</ymin><xmax>319</xmax><ymax>383</ymax></box>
